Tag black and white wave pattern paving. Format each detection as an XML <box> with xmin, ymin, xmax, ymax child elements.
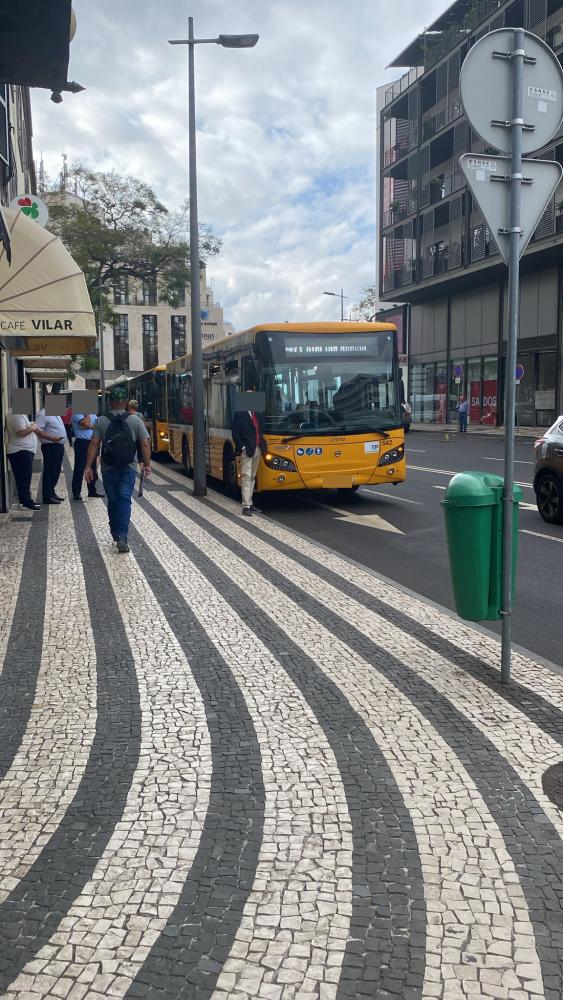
<box><xmin>0</xmin><ymin>470</ymin><xmax>562</xmax><ymax>1000</ymax></box>
<box><xmin>142</xmin><ymin>489</ymin><xmax>548</xmax><ymax>1000</ymax></box>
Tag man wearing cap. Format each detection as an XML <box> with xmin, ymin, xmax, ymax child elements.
<box><xmin>71</xmin><ymin>410</ymin><xmax>103</xmax><ymax>501</ymax></box>
<box><xmin>84</xmin><ymin>384</ymin><xmax>151</xmax><ymax>553</ymax></box>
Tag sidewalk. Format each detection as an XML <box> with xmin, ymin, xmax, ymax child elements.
<box><xmin>411</xmin><ymin>421</ymin><xmax>542</xmax><ymax>439</ymax></box>
<box><xmin>0</xmin><ymin>459</ymin><xmax>562</xmax><ymax>1000</ymax></box>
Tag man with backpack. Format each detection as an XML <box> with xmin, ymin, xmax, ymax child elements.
<box><xmin>84</xmin><ymin>384</ymin><xmax>151</xmax><ymax>552</ymax></box>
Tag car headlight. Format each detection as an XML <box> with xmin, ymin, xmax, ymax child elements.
<box><xmin>379</xmin><ymin>444</ymin><xmax>405</xmax><ymax>467</ymax></box>
<box><xmin>264</xmin><ymin>452</ymin><xmax>297</xmax><ymax>472</ymax></box>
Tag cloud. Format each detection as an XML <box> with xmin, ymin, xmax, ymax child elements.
<box><xmin>32</xmin><ymin>0</ymin><xmax>445</xmax><ymax>327</ymax></box>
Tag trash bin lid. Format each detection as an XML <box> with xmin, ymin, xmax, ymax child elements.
<box><xmin>442</xmin><ymin>470</ymin><xmax>505</xmax><ymax>507</ymax></box>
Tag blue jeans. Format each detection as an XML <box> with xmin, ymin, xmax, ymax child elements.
<box><xmin>458</xmin><ymin>412</ymin><xmax>468</xmax><ymax>432</ymax></box>
<box><xmin>102</xmin><ymin>466</ymin><xmax>136</xmax><ymax>538</ymax></box>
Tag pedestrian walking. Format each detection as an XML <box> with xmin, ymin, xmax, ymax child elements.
<box><xmin>85</xmin><ymin>384</ymin><xmax>151</xmax><ymax>552</ymax></box>
<box><xmin>456</xmin><ymin>395</ymin><xmax>469</xmax><ymax>433</ymax></box>
<box><xmin>231</xmin><ymin>391</ymin><xmax>267</xmax><ymax>516</ymax></box>
<box><xmin>127</xmin><ymin>399</ymin><xmax>145</xmax><ymax>465</ymax></box>
<box><xmin>36</xmin><ymin>388</ymin><xmax>67</xmax><ymax>504</ymax></box>
<box><xmin>71</xmin><ymin>411</ymin><xmax>103</xmax><ymax>501</ymax></box>
<box><xmin>6</xmin><ymin>409</ymin><xmax>40</xmax><ymax>510</ymax></box>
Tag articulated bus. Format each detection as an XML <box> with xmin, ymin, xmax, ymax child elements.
<box><xmin>107</xmin><ymin>365</ymin><xmax>169</xmax><ymax>454</ymax></box>
<box><xmin>167</xmin><ymin>322</ymin><xmax>405</xmax><ymax>494</ymax></box>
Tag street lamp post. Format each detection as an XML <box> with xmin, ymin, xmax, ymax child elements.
<box><xmin>169</xmin><ymin>19</ymin><xmax>259</xmax><ymax>498</ymax></box>
<box><xmin>98</xmin><ymin>286</ymin><xmax>105</xmax><ymax>406</ymax></box>
<box><xmin>323</xmin><ymin>289</ymin><xmax>348</xmax><ymax>322</ymax></box>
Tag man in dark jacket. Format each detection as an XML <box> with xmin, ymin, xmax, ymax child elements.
<box><xmin>231</xmin><ymin>393</ymin><xmax>267</xmax><ymax>516</ymax></box>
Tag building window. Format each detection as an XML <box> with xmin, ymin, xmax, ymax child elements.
<box><xmin>177</xmin><ymin>287</ymin><xmax>186</xmax><ymax>307</ymax></box>
<box><xmin>113</xmin><ymin>315</ymin><xmax>129</xmax><ymax>371</ymax></box>
<box><xmin>171</xmin><ymin>315</ymin><xmax>187</xmax><ymax>359</ymax></box>
<box><xmin>113</xmin><ymin>275</ymin><xmax>129</xmax><ymax>305</ymax></box>
<box><xmin>142</xmin><ymin>277</ymin><xmax>157</xmax><ymax>306</ymax></box>
<box><xmin>142</xmin><ymin>315</ymin><xmax>158</xmax><ymax>369</ymax></box>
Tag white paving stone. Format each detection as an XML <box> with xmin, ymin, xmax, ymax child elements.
<box><xmin>131</xmin><ymin>497</ymin><xmax>353</xmax><ymax>1000</ymax></box>
<box><xmin>145</xmin><ymin>489</ymin><xmax>546</xmax><ymax>1000</ymax></box>
<box><xmin>0</xmin><ymin>494</ymin><xmax>97</xmax><ymax>903</ymax></box>
<box><xmin>5</xmin><ymin>500</ymin><xmax>212</xmax><ymax>999</ymax></box>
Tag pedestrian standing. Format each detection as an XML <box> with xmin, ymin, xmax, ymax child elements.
<box><xmin>6</xmin><ymin>410</ymin><xmax>40</xmax><ymax>510</ymax></box>
<box><xmin>71</xmin><ymin>411</ymin><xmax>103</xmax><ymax>501</ymax></box>
<box><xmin>231</xmin><ymin>390</ymin><xmax>267</xmax><ymax>516</ymax></box>
<box><xmin>62</xmin><ymin>404</ymin><xmax>73</xmax><ymax>446</ymax></box>
<box><xmin>456</xmin><ymin>395</ymin><xmax>469</xmax><ymax>433</ymax></box>
<box><xmin>36</xmin><ymin>390</ymin><xmax>67</xmax><ymax>504</ymax></box>
<box><xmin>85</xmin><ymin>384</ymin><xmax>151</xmax><ymax>552</ymax></box>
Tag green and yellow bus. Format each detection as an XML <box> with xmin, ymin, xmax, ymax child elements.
<box><xmin>109</xmin><ymin>365</ymin><xmax>169</xmax><ymax>455</ymax></box>
<box><xmin>167</xmin><ymin>322</ymin><xmax>405</xmax><ymax>494</ymax></box>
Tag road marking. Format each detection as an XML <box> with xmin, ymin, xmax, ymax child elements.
<box><xmin>483</xmin><ymin>457</ymin><xmax>534</xmax><ymax>465</ymax></box>
<box><xmin>409</xmin><ymin>464</ymin><xmax>534</xmax><ymax>490</ymax></box>
<box><xmin>359</xmin><ymin>488</ymin><xmax>423</xmax><ymax>506</ymax></box>
<box><xmin>432</xmin><ymin>485</ymin><xmax>447</xmax><ymax>491</ymax></box>
<box><xmin>521</xmin><ymin>528</ymin><xmax>563</xmax><ymax>543</ymax></box>
<box><xmin>405</xmin><ymin>448</ymin><xmax>427</xmax><ymax>453</ymax></box>
<box><xmin>310</xmin><ymin>501</ymin><xmax>404</xmax><ymax>534</ymax></box>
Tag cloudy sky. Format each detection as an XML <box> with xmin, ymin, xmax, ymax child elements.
<box><xmin>31</xmin><ymin>0</ymin><xmax>445</xmax><ymax>329</ymax></box>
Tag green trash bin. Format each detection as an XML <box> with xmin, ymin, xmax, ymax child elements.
<box><xmin>441</xmin><ymin>471</ymin><xmax>522</xmax><ymax>622</ymax></box>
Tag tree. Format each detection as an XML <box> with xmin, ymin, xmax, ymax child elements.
<box><xmin>47</xmin><ymin>165</ymin><xmax>222</xmax><ymax>377</ymax></box>
<box><xmin>48</xmin><ymin>165</ymin><xmax>221</xmax><ymax>299</ymax></box>
<box><xmin>351</xmin><ymin>285</ymin><xmax>380</xmax><ymax>322</ymax></box>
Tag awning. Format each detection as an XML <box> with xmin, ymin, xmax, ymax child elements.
<box><xmin>0</xmin><ymin>208</ymin><xmax>96</xmax><ymax>354</ymax></box>
<box><xmin>21</xmin><ymin>356</ymin><xmax>71</xmax><ymax>370</ymax></box>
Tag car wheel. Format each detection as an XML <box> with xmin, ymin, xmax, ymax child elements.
<box><xmin>535</xmin><ymin>473</ymin><xmax>563</xmax><ymax>524</ymax></box>
<box><xmin>223</xmin><ymin>446</ymin><xmax>239</xmax><ymax>497</ymax></box>
<box><xmin>182</xmin><ymin>436</ymin><xmax>192</xmax><ymax>477</ymax></box>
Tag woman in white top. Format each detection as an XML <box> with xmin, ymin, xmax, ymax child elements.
<box><xmin>6</xmin><ymin>412</ymin><xmax>40</xmax><ymax>510</ymax></box>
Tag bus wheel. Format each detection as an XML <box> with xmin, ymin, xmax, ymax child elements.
<box><xmin>223</xmin><ymin>446</ymin><xmax>238</xmax><ymax>497</ymax></box>
<box><xmin>182</xmin><ymin>436</ymin><xmax>193</xmax><ymax>477</ymax></box>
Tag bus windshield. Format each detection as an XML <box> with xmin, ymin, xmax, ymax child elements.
<box><xmin>255</xmin><ymin>329</ymin><xmax>401</xmax><ymax>436</ymax></box>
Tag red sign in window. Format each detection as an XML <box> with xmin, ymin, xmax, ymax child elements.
<box><xmin>469</xmin><ymin>380</ymin><xmax>498</xmax><ymax>424</ymax></box>
<box><xmin>470</xmin><ymin>381</ymin><xmax>481</xmax><ymax>423</ymax></box>
<box><xmin>481</xmin><ymin>379</ymin><xmax>497</xmax><ymax>425</ymax></box>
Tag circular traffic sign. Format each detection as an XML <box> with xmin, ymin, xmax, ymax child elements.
<box><xmin>515</xmin><ymin>363</ymin><xmax>525</xmax><ymax>381</ymax></box>
<box><xmin>453</xmin><ymin>363</ymin><xmax>463</xmax><ymax>379</ymax></box>
<box><xmin>460</xmin><ymin>29</ymin><xmax>563</xmax><ymax>156</ymax></box>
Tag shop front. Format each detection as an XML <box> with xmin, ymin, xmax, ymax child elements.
<box><xmin>0</xmin><ymin>207</ymin><xmax>96</xmax><ymax>510</ymax></box>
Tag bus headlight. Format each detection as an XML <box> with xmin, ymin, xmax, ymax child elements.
<box><xmin>264</xmin><ymin>452</ymin><xmax>297</xmax><ymax>472</ymax></box>
<box><xmin>379</xmin><ymin>444</ymin><xmax>404</xmax><ymax>467</ymax></box>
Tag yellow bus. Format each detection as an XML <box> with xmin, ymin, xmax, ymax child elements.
<box><xmin>111</xmin><ymin>365</ymin><xmax>169</xmax><ymax>455</ymax></box>
<box><xmin>166</xmin><ymin>322</ymin><xmax>405</xmax><ymax>494</ymax></box>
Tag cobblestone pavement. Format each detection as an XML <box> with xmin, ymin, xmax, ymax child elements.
<box><xmin>0</xmin><ymin>459</ymin><xmax>562</xmax><ymax>1000</ymax></box>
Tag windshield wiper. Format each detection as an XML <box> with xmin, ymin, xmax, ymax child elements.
<box><xmin>280</xmin><ymin>427</ymin><xmax>346</xmax><ymax>443</ymax></box>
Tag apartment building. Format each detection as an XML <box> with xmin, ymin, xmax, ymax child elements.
<box><xmin>379</xmin><ymin>0</ymin><xmax>563</xmax><ymax>427</ymax></box>
<box><xmin>100</xmin><ymin>265</ymin><xmax>225</xmax><ymax>383</ymax></box>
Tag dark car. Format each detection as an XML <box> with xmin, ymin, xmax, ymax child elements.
<box><xmin>533</xmin><ymin>416</ymin><xmax>563</xmax><ymax>523</ymax></box>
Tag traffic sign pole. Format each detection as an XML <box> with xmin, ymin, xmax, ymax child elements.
<box><xmin>459</xmin><ymin>26</ymin><xmax>563</xmax><ymax>684</ymax></box>
<box><xmin>500</xmin><ymin>28</ymin><xmax>524</xmax><ymax>686</ymax></box>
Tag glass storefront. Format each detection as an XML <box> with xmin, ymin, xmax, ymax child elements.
<box><xmin>410</xmin><ymin>362</ymin><xmax>448</xmax><ymax>422</ymax></box>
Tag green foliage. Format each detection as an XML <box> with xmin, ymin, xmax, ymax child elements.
<box><xmin>47</xmin><ymin>165</ymin><xmax>222</xmax><ymax>374</ymax></box>
<box><xmin>351</xmin><ymin>285</ymin><xmax>380</xmax><ymax>322</ymax></box>
<box><xmin>47</xmin><ymin>165</ymin><xmax>222</xmax><ymax>300</ymax></box>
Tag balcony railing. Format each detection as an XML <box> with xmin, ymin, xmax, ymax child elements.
<box><xmin>547</xmin><ymin>23</ymin><xmax>563</xmax><ymax>50</ymax></box>
<box><xmin>384</xmin><ymin>66</ymin><xmax>423</xmax><ymax>107</ymax></box>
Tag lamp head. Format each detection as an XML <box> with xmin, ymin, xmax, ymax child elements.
<box><xmin>217</xmin><ymin>33</ymin><xmax>259</xmax><ymax>48</ymax></box>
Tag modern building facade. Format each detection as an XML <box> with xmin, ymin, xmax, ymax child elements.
<box><xmin>379</xmin><ymin>0</ymin><xmax>563</xmax><ymax>427</ymax></box>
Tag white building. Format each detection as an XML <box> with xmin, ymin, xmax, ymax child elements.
<box><xmin>102</xmin><ymin>265</ymin><xmax>225</xmax><ymax>381</ymax></box>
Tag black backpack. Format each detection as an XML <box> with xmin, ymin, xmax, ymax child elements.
<box><xmin>101</xmin><ymin>413</ymin><xmax>137</xmax><ymax>467</ymax></box>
